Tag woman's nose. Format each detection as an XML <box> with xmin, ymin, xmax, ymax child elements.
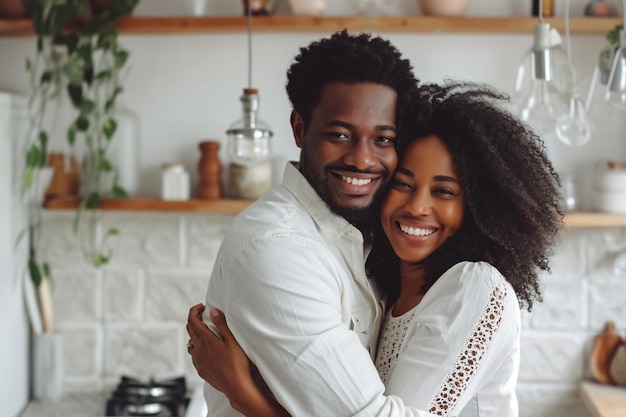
<box><xmin>404</xmin><ymin>191</ymin><xmax>432</xmax><ymax>216</ymax></box>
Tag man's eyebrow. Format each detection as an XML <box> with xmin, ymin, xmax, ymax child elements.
<box><xmin>326</xmin><ymin>120</ymin><xmax>396</xmax><ymax>132</ymax></box>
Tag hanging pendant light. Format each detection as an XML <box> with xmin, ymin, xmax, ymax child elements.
<box><xmin>605</xmin><ymin>1</ymin><xmax>626</xmax><ymax>110</ymax></box>
<box><xmin>555</xmin><ymin>0</ymin><xmax>592</xmax><ymax>146</ymax></box>
<box><xmin>226</xmin><ymin>3</ymin><xmax>274</xmax><ymax>200</ymax></box>
<box><xmin>515</xmin><ymin>3</ymin><xmax>564</xmax><ymax>138</ymax></box>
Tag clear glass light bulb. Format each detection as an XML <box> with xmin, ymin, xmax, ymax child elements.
<box><xmin>556</xmin><ymin>95</ymin><xmax>591</xmax><ymax>145</ymax></box>
<box><xmin>519</xmin><ymin>79</ymin><xmax>557</xmax><ymax>137</ymax></box>
<box><xmin>606</xmin><ymin>45</ymin><xmax>626</xmax><ymax>109</ymax></box>
<box><xmin>556</xmin><ymin>65</ymin><xmax>592</xmax><ymax>146</ymax></box>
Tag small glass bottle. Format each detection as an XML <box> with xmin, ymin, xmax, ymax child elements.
<box><xmin>226</xmin><ymin>88</ymin><xmax>273</xmax><ymax>199</ymax></box>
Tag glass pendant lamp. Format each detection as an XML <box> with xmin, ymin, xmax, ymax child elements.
<box><xmin>226</xmin><ymin>2</ymin><xmax>274</xmax><ymax>199</ymax></box>
<box><xmin>515</xmin><ymin>1</ymin><xmax>565</xmax><ymax>140</ymax></box>
<box><xmin>605</xmin><ymin>6</ymin><xmax>626</xmax><ymax>110</ymax></box>
<box><xmin>555</xmin><ymin>0</ymin><xmax>592</xmax><ymax>146</ymax></box>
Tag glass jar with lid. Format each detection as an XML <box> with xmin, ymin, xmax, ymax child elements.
<box><xmin>226</xmin><ymin>88</ymin><xmax>273</xmax><ymax>199</ymax></box>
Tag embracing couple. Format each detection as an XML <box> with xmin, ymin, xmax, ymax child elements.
<box><xmin>186</xmin><ymin>30</ymin><xmax>563</xmax><ymax>417</ymax></box>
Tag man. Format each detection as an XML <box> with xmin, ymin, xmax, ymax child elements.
<box><xmin>188</xmin><ymin>30</ymin><xmax>434</xmax><ymax>416</ymax></box>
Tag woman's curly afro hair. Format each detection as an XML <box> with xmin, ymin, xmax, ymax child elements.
<box><xmin>367</xmin><ymin>80</ymin><xmax>564</xmax><ymax>311</ymax></box>
<box><xmin>286</xmin><ymin>29</ymin><xmax>418</xmax><ymax>135</ymax></box>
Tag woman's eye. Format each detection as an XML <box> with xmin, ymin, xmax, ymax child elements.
<box><xmin>435</xmin><ymin>188</ymin><xmax>458</xmax><ymax>197</ymax></box>
<box><xmin>375</xmin><ymin>136</ymin><xmax>395</xmax><ymax>144</ymax></box>
<box><xmin>391</xmin><ymin>179</ymin><xmax>411</xmax><ymax>190</ymax></box>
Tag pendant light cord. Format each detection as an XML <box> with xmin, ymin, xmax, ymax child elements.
<box><xmin>247</xmin><ymin>2</ymin><xmax>253</xmax><ymax>89</ymax></box>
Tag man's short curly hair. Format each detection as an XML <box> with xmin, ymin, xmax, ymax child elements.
<box><xmin>368</xmin><ymin>80</ymin><xmax>564</xmax><ymax>311</ymax></box>
<box><xmin>286</xmin><ymin>30</ymin><xmax>418</xmax><ymax>133</ymax></box>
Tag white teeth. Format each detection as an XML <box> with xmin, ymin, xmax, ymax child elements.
<box><xmin>341</xmin><ymin>176</ymin><xmax>372</xmax><ymax>186</ymax></box>
<box><xmin>399</xmin><ymin>223</ymin><xmax>436</xmax><ymax>237</ymax></box>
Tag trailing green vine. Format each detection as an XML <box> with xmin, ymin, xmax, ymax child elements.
<box><xmin>20</xmin><ymin>0</ymin><xmax>138</xmax><ymax>286</ymax></box>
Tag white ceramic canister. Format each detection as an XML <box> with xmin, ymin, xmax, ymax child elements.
<box><xmin>161</xmin><ymin>163</ymin><xmax>190</xmax><ymax>201</ymax></box>
<box><xmin>592</xmin><ymin>161</ymin><xmax>626</xmax><ymax>213</ymax></box>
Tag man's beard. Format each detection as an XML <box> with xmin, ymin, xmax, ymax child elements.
<box><xmin>299</xmin><ymin>159</ymin><xmax>388</xmax><ymax>233</ymax></box>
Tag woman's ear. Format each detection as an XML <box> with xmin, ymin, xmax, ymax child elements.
<box><xmin>291</xmin><ymin>110</ymin><xmax>305</xmax><ymax>149</ymax></box>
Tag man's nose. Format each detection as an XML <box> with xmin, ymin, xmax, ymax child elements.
<box><xmin>343</xmin><ymin>139</ymin><xmax>376</xmax><ymax>170</ymax></box>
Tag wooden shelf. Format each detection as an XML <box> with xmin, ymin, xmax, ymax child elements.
<box><xmin>42</xmin><ymin>197</ymin><xmax>253</xmax><ymax>214</ymax></box>
<box><xmin>580</xmin><ymin>381</ymin><xmax>626</xmax><ymax>417</ymax></box>
<box><xmin>0</xmin><ymin>16</ymin><xmax>622</xmax><ymax>36</ymax></box>
<box><xmin>41</xmin><ymin>198</ymin><xmax>626</xmax><ymax>227</ymax></box>
<box><xmin>563</xmin><ymin>212</ymin><xmax>626</xmax><ymax>228</ymax></box>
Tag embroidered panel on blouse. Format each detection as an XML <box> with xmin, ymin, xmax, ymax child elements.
<box><xmin>375</xmin><ymin>307</ymin><xmax>417</xmax><ymax>384</ymax></box>
<box><xmin>427</xmin><ymin>283</ymin><xmax>507</xmax><ymax>416</ymax></box>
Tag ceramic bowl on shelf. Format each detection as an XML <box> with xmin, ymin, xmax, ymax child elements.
<box><xmin>418</xmin><ymin>0</ymin><xmax>469</xmax><ymax>16</ymax></box>
<box><xmin>288</xmin><ymin>0</ymin><xmax>327</xmax><ymax>16</ymax></box>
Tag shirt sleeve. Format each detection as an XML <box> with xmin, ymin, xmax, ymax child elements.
<box><xmin>382</xmin><ymin>262</ymin><xmax>520</xmax><ymax>416</ymax></box>
<box><xmin>207</xmin><ymin>234</ymin><xmax>439</xmax><ymax>417</ymax></box>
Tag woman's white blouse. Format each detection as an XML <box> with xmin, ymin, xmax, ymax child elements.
<box><xmin>375</xmin><ymin>261</ymin><xmax>521</xmax><ymax>417</ymax></box>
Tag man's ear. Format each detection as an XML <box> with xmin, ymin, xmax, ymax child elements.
<box><xmin>291</xmin><ymin>110</ymin><xmax>305</xmax><ymax>149</ymax></box>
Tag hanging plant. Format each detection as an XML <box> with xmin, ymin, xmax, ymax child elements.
<box><xmin>20</xmin><ymin>0</ymin><xmax>139</xmax><ymax>284</ymax></box>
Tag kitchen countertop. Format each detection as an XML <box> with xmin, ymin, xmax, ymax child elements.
<box><xmin>580</xmin><ymin>381</ymin><xmax>626</xmax><ymax>417</ymax></box>
<box><xmin>19</xmin><ymin>386</ymin><xmax>206</xmax><ymax>417</ymax></box>
<box><xmin>19</xmin><ymin>391</ymin><xmax>110</xmax><ymax>417</ymax></box>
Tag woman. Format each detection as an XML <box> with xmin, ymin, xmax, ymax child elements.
<box><xmin>186</xmin><ymin>81</ymin><xmax>563</xmax><ymax>416</ymax></box>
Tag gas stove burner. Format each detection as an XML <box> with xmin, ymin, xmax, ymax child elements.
<box><xmin>105</xmin><ymin>376</ymin><xmax>190</xmax><ymax>417</ymax></box>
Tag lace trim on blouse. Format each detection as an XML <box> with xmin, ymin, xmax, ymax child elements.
<box><xmin>375</xmin><ymin>308</ymin><xmax>417</xmax><ymax>384</ymax></box>
<box><xmin>428</xmin><ymin>283</ymin><xmax>507</xmax><ymax>416</ymax></box>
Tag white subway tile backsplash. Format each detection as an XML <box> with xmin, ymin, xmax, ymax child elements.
<box><xmin>103</xmin><ymin>269</ymin><xmax>144</xmax><ymax>323</ymax></box>
<box><xmin>144</xmin><ymin>271</ymin><xmax>209</xmax><ymax>322</ymax></box>
<box><xmin>185</xmin><ymin>213</ymin><xmax>234</xmax><ymax>267</ymax></box>
<box><xmin>588</xmin><ymin>275</ymin><xmax>626</xmax><ymax>328</ymax></box>
<box><xmin>100</xmin><ymin>212</ymin><xmax>182</xmax><ymax>268</ymax></box>
<box><xmin>104</xmin><ymin>326</ymin><xmax>184</xmax><ymax>380</ymax></box>
<box><xmin>516</xmin><ymin>383</ymin><xmax>590</xmax><ymax>417</ymax></box>
<box><xmin>519</xmin><ymin>332</ymin><xmax>587</xmax><ymax>382</ymax></box>
<box><xmin>53</xmin><ymin>268</ymin><xmax>100</xmax><ymax>325</ymax></box>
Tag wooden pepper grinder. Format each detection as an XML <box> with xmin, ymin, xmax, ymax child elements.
<box><xmin>197</xmin><ymin>140</ymin><xmax>222</xmax><ymax>199</ymax></box>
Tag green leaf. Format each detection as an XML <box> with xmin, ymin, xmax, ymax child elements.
<box><xmin>102</xmin><ymin>118</ymin><xmax>117</xmax><ymax>139</ymax></box>
<box><xmin>106</xmin><ymin>228</ymin><xmax>120</xmax><ymax>237</ymax></box>
<box><xmin>95</xmin><ymin>69</ymin><xmax>112</xmax><ymax>81</ymax></box>
<box><xmin>42</xmin><ymin>262</ymin><xmax>51</xmax><ymax>278</ymax></box>
<box><xmin>28</xmin><ymin>259</ymin><xmax>42</xmax><ymax>288</ymax></box>
<box><xmin>66</xmin><ymin>54</ymin><xmax>85</xmax><ymax>86</ymax></box>
<box><xmin>73</xmin><ymin>198</ymin><xmax>87</xmax><ymax>233</ymax></box>
<box><xmin>26</xmin><ymin>58</ymin><xmax>31</xmax><ymax>71</ymax></box>
<box><xmin>76</xmin><ymin>115</ymin><xmax>90</xmax><ymax>131</ymax></box>
<box><xmin>80</xmin><ymin>99</ymin><xmax>96</xmax><ymax>116</ymax></box>
<box><xmin>22</xmin><ymin>168</ymin><xmax>34</xmax><ymax>192</ymax></box>
<box><xmin>115</xmin><ymin>50</ymin><xmax>129</xmax><ymax>69</ymax></box>
<box><xmin>86</xmin><ymin>192</ymin><xmax>100</xmax><ymax>209</ymax></box>
<box><xmin>91</xmin><ymin>253</ymin><xmax>109</xmax><ymax>267</ymax></box>
<box><xmin>67</xmin><ymin>84</ymin><xmax>83</xmax><ymax>107</ymax></box>
<box><xmin>99</xmin><ymin>158</ymin><xmax>113</xmax><ymax>172</ymax></box>
<box><xmin>112</xmin><ymin>184</ymin><xmax>128</xmax><ymax>199</ymax></box>
<box><xmin>40</xmin><ymin>71</ymin><xmax>52</xmax><ymax>84</ymax></box>
<box><xmin>67</xmin><ymin>125</ymin><xmax>77</xmax><ymax>146</ymax></box>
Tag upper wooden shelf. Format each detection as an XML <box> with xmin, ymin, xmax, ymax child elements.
<box><xmin>42</xmin><ymin>197</ymin><xmax>626</xmax><ymax>227</ymax></box>
<box><xmin>0</xmin><ymin>16</ymin><xmax>622</xmax><ymax>36</ymax></box>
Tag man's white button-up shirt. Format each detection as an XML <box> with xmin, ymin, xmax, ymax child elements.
<box><xmin>203</xmin><ymin>162</ymin><xmax>437</xmax><ymax>417</ymax></box>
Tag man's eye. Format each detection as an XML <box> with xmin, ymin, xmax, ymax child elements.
<box><xmin>327</xmin><ymin>132</ymin><xmax>350</xmax><ymax>141</ymax></box>
<box><xmin>375</xmin><ymin>136</ymin><xmax>394</xmax><ymax>144</ymax></box>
